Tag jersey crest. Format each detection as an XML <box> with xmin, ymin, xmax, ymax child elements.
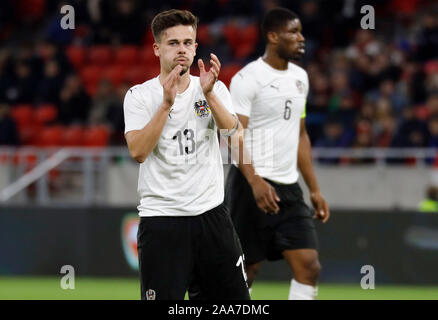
<box><xmin>296</xmin><ymin>80</ymin><xmax>304</xmax><ymax>94</ymax></box>
<box><xmin>194</xmin><ymin>99</ymin><xmax>211</xmax><ymax>118</ymax></box>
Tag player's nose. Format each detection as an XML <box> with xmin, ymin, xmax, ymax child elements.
<box><xmin>177</xmin><ymin>43</ymin><xmax>186</xmax><ymax>53</ymax></box>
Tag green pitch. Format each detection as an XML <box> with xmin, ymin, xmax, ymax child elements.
<box><xmin>0</xmin><ymin>276</ymin><xmax>437</xmax><ymax>300</ymax></box>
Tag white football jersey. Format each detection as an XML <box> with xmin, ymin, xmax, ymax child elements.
<box><xmin>124</xmin><ymin>75</ymin><xmax>235</xmax><ymax>217</ymax></box>
<box><xmin>230</xmin><ymin>57</ymin><xmax>308</xmax><ymax>184</ymax></box>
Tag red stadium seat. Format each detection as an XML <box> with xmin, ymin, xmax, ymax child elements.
<box><xmin>80</xmin><ymin>65</ymin><xmax>103</xmax><ymax>87</ymax></box>
<box><xmin>36</xmin><ymin>126</ymin><xmax>64</xmax><ymax>147</ymax></box>
<box><xmin>102</xmin><ymin>65</ymin><xmax>126</xmax><ymax>87</ymax></box>
<box><xmin>143</xmin><ymin>29</ymin><xmax>155</xmax><ymax>45</ymax></box>
<box><xmin>19</xmin><ymin>124</ymin><xmax>40</xmax><ymax>145</ymax></box>
<box><xmin>83</xmin><ymin>125</ymin><xmax>110</xmax><ymax>147</ymax></box>
<box><xmin>125</xmin><ymin>67</ymin><xmax>149</xmax><ymax>85</ymax></box>
<box><xmin>219</xmin><ymin>64</ymin><xmax>242</xmax><ymax>88</ymax></box>
<box><xmin>87</xmin><ymin>46</ymin><xmax>113</xmax><ymax>66</ymax></box>
<box><xmin>222</xmin><ymin>23</ymin><xmax>258</xmax><ymax>58</ymax></box>
<box><xmin>66</xmin><ymin>46</ymin><xmax>85</xmax><ymax>69</ymax></box>
<box><xmin>11</xmin><ymin>104</ymin><xmax>33</xmax><ymax>127</ymax></box>
<box><xmin>62</xmin><ymin>125</ymin><xmax>84</xmax><ymax>146</ymax></box>
<box><xmin>197</xmin><ymin>24</ymin><xmax>211</xmax><ymax>45</ymax></box>
<box><xmin>222</xmin><ymin>23</ymin><xmax>241</xmax><ymax>52</ymax></box>
<box><xmin>115</xmin><ymin>46</ymin><xmax>139</xmax><ymax>66</ymax></box>
<box><xmin>34</xmin><ymin>104</ymin><xmax>57</xmax><ymax>125</ymax></box>
<box><xmin>139</xmin><ymin>47</ymin><xmax>156</xmax><ymax>65</ymax></box>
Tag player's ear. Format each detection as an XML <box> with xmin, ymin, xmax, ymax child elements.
<box><xmin>153</xmin><ymin>42</ymin><xmax>160</xmax><ymax>57</ymax></box>
<box><xmin>267</xmin><ymin>31</ymin><xmax>278</xmax><ymax>44</ymax></box>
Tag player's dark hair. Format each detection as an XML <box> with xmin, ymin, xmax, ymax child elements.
<box><xmin>151</xmin><ymin>9</ymin><xmax>198</xmax><ymax>42</ymax></box>
<box><xmin>262</xmin><ymin>8</ymin><xmax>299</xmax><ymax>42</ymax></box>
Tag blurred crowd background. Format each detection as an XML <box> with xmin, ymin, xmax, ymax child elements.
<box><xmin>0</xmin><ymin>0</ymin><xmax>437</xmax><ymax>154</ymax></box>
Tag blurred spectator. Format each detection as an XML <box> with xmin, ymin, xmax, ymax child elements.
<box><xmin>367</xmin><ymin>79</ymin><xmax>407</xmax><ymax>114</ymax></box>
<box><xmin>392</xmin><ymin>106</ymin><xmax>428</xmax><ymax>147</ymax></box>
<box><xmin>89</xmin><ymin>79</ymin><xmax>118</xmax><ymax>126</ymax></box>
<box><xmin>416</xmin><ymin>12</ymin><xmax>438</xmax><ymax>62</ymax></box>
<box><xmin>315</xmin><ymin>119</ymin><xmax>347</xmax><ymax>148</ymax></box>
<box><xmin>418</xmin><ymin>185</ymin><xmax>438</xmax><ymax>212</ymax></box>
<box><xmin>45</xmin><ymin>1</ymin><xmax>74</xmax><ymax>46</ymax></box>
<box><xmin>106</xmin><ymin>0</ymin><xmax>145</xmax><ymax>45</ymax></box>
<box><xmin>58</xmin><ymin>74</ymin><xmax>90</xmax><ymax>125</ymax></box>
<box><xmin>107</xmin><ymin>82</ymin><xmax>130</xmax><ymax>144</ymax></box>
<box><xmin>36</xmin><ymin>59</ymin><xmax>64</xmax><ymax>104</ymax></box>
<box><xmin>0</xmin><ymin>102</ymin><xmax>19</xmax><ymax>146</ymax></box>
<box><xmin>428</xmin><ymin>115</ymin><xmax>438</xmax><ymax>147</ymax></box>
<box><xmin>5</xmin><ymin>60</ymin><xmax>36</xmax><ymax>104</ymax></box>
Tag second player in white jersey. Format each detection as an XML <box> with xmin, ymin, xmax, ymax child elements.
<box><xmin>230</xmin><ymin>57</ymin><xmax>308</xmax><ymax>184</ymax></box>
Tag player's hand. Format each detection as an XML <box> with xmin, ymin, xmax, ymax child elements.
<box><xmin>198</xmin><ymin>53</ymin><xmax>220</xmax><ymax>95</ymax></box>
<box><xmin>250</xmin><ymin>176</ymin><xmax>280</xmax><ymax>215</ymax></box>
<box><xmin>162</xmin><ymin>64</ymin><xmax>183</xmax><ymax>109</ymax></box>
<box><xmin>310</xmin><ymin>191</ymin><xmax>330</xmax><ymax>223</ymax></box>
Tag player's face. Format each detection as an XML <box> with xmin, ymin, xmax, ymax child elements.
<box><xmin>276</xmin><ymin>19</ymin><xmax>305</xmax><ymax>61</ymax></box>
<box><xmin>153</xmin><ymin>25</ymin><xmax>197</xmax><ymax>75</ymax></box>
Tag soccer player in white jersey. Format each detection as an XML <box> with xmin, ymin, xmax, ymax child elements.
<box><xmin>225</xmin><ymin>8</ymin><xmax>330</xmax><ymax>300</ymax></box>
<box><xmin>123</xmin><ymin>9</ymin><xmax>249</xmax><ymax>300</ymax></box>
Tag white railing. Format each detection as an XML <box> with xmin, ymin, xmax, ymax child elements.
<box><xmin>0</xmin><ymin>147</ymin><xmax>436</xmax><ymax>205</ymax></box>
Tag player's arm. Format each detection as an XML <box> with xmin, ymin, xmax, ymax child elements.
<box><xmin>233</xmin><ymin>114</ymin><xmax>280</xmax><ymax>214</ymax></box>
<box><xmin>125</xmin><ymin>65</ymin><xmax>182</xmax><ymax>163</ymax></box>
<box><xmin>199</xmin><ymin>53</ymin><xmax>236</xmax><ymax>131</ymax></box>
<box><xmin>298</xmin><ymin>118</ymin><xmax>330</xmax><ymax>223</ymax></box>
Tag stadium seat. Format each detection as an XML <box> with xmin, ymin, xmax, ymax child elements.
<box><xmin>222</xmin><ymin>23</ymin><xmax>241</xmax><ymax>52</ymax></box>
<box><xmin>83</xmin><ymin>125</ymin><xmax>110</xmax><ymax>147</ymax></box>
<box><xmin>143</xmin><ymin>29</ymin><xmax>154</xmax><ymax>45</ymax></box>
<box><xmin>125</xmin><ymin>67</ymin><xmax>148</xmax><ymax>85</ymax></box>
<box><xmin>36</xmin><ymin>126</ymin><xmax>64</xmax><ymax>147</ymax></box>
<box><xmin>80</xmin><ymin>65</ymin><xmax>103</xmax><ymax>88</ymax></box>
<box><xmin>139</xmin><ymin>46</ymin><xmax>156</xmax><ymax>65</ymax></box>
<box><xmin>19</xmin><ymin>124</ymin><xmax>40</xmax><ymax>145</ymax></box>
<box><xmin>34</xmin><ymin>104</ymin><xmax>57</xmax><ymax>125</ymax></box>
<box><xmin>115</xmin><ymin>46</ymin><xmax>139</xmax><ymax>66</ymax></box>
<box><xmin>222</xmin><ymin>23</ymin><xmax>258</xmax><ymax>58</ymax></box>
<box><xmin>15</xmin><ymin>0</ymin><xmax>46</xmax><ymax>22</ymax></box>
<box><xmin>62</xmin><ymin>125</ymin><xmax>84</xmax><ymax>146</ymax></box>
<box><xmin>102</xmin><ymin>65</ymin><xmax>126</xmax><ymax>87</ymax></box>
<box><xmin>197</xmin><ymin>24</ymin><xmax>211</xmax><ymax>45</ymax></box>
<box><xmin>219</xmin><ymin>64</ymin><xmax>241</xmax><ymax>88</ymax></box>
<box><xmin>87</xmin><ymin>46</ymin><xmax>113</xmax><ymax>66</ymax></box>
<box><xmin>11</xmin><ymin>104</ymin><xmax>33</xmax><ymax>127</ymax></box>
<box><xmin>66</xmin><ymin>46</ymin><xmax>85</xmax><ymax>69</ymax></box>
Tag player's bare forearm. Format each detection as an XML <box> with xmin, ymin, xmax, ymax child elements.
<box><xmin>230</xmin><ymin>114</ymin><xmax>280</xmax><ymax>214</ymax></box>
<box><xmin>125</xmin><ymin>103</ymin><xmax>170</xmax><ymax>163</ymax></box>
<box><xmin>205</xmin><ymin>91</ymin><xmax>237</xmax><ymax>131</ymax></box>
<box><xmin>298</xmin><ymin>120</ymin><xmax>330</xmax><ymax>222</ymax></box>
<box><xmin>298</xmin><ymin>122</ymin><xmax>320</xmax><ymax>194</ymax></box>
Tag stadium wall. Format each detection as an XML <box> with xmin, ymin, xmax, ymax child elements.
<box><xmin>1</xmin><ymin>207</ymin><xmax>437</xmax><ymax>284</ymax></box>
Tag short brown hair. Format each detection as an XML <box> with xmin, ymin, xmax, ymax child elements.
<box><xmin>151</xmin><ymin>9</ymin><xmax>198</xmax><ymax>42</ymax></box>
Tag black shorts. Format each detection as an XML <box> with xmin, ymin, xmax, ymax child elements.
<box><xmin>225</xmin><ymin>165</ymin><xmax>319</xmax><ymax>265</ymax></box>
<box><xmin>137</xmin><ymin>203</ymin><xmax>250</xmax><ymax>300</ymax></box>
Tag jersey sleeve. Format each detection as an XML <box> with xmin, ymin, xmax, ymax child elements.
<box><xmin>301</xmin><ymin>71</ymin><xmax>310</xmax><ymax>119</ymax></box>
<box><xmin>229</xmin><ymin>71</ymin><xmax>257</xmax><ymax>117</ymax></box>
<box><xmin>213</xmin><ymin>80</ymin><xmax>235</xmax><ymax>115</ymax></box>
<box><xmin>123</xmin><ymin>86</ymin><xmax>153</xmax><ymax>134</ymax></box>
<box><xmin>301</xmin><ymin>103</ymin><xmax>306</xmax><ymax>119</ymax></box>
